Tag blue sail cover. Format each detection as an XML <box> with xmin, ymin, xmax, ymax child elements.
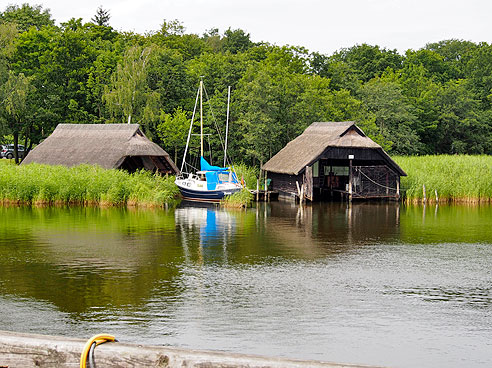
<box><xmin>200</xmin><ymin>157</ymin><xmax>229</xmax><ymax>172</ymax></box>
<box><xmin>205</xmin><ymin>171</ymin><xmax>218</xmax><ymax>190</ymax></box>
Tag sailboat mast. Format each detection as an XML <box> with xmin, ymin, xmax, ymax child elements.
<box><xmin>224</xmin><ymin>86</ymin><xmax>231</xmax><ymax>167</ymax></box>
<box><xmin>200</xmin><ymin>80</ymin><xmax>204</xmax><ymax>158</ymax></box>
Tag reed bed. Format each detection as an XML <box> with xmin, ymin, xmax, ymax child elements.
<box><xmin>395</xmin><ymin>155</ymin><xmax>492</xmax><ymax>203</ymax></box>
<box><xmin>0</xmin><ymin>161</ymin><xmax>179</xmax><ymax>207</ymax></box>
<box><xmin>220</xmin><ymin>189</ymin><xmax>254</xmax><ymax>208</ymax></box>
<box><xmin>232</xmin><ymin>163</ymin><xmax>260</xmax><ymax>190</ymax></box>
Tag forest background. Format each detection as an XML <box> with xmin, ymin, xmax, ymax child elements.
<box><xmin>1</xmin><ymin>4</ymin><xmax>492</xmax><ymax>168</ymax></box>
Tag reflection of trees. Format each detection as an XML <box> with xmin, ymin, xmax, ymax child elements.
<box><xmin>0</xmin><ymin>202</ymin><xmax>403</xmax><ymax>317</ymax></box>
<box><xmin>0</xmin><ymin>206</ymin><xmax>182</xmax><ymax>315</ymax></box>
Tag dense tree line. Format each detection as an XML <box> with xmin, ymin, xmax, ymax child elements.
<box><xmin>1</xmin><ymin>4</ymin><xmax>492</xmax><ymax>166</ymax></box>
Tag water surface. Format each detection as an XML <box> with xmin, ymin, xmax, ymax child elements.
<box><xmin>0</xmin><ymin>202</ymin><xmax>491</xmax><ymax>367</ymax></box>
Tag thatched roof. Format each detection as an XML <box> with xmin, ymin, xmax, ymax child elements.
<box><xmin>262</xmin><ymin>121</ymin><xmax>406</xmax><ymax>176</ymax></box>
<box><xmin>22</xmin><ymin>124</ymin><xmax>179</xmax><ymax>173</ymax></box>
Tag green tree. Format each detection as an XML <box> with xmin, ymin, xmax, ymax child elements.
<box><xmin>309</xmin><ymin>52</ymin><xmax>361</xmax><ymax>93</ymax></box>
<box><xmin>156</xmin><ymin>107</ymin><xmax>189</xmax><ymax>165</ymax></box>
<box><xmin>0</xmin><ymin>71</ymin><xmax>34</xmax><ymax>163</ymax></box>
<box><xmin>222</xmin><ymin>28</ymin><xmax>253</xmax><ymax>54</ymax></box>
<box><xmin>91</xmin><ymin>7</ymin><xmax>110</xmax><ymax>27</ymax></box>
<box><xmin>425</xmin><ymin>39</ymin><xmax>478</xmax><ymax>80</ymax></box>
<box><xmin>465</xmin><ymin>43</ymin><xmax>492</xmax><ymax>106</ymax></box>
<box><xmin>359</xmin><ymin>75</ymin><xmax>423</xmax><ymax>155</ymax></box>
<box><xmin>104</xmin><ymin>45</ymin><xmax>158</xmax><ymax>127</ymax></box>
<box><xmin>0</xmin><ymin>22</ymin><xmax>18</xmax><ymax>82</ymax></box>
<box><xmin>332</xmin><ymin>44</ymin><xmax>403</xmax><ymax>82</ymax></box>
<box><xmin>434</xmin><ymin>80</ymin><xmax>490</xmax><ymax>154</ymax></box>
<box><xmin>0</xmin><ymin>3</ymin><xmax>54</xmax><ymax>32</ymax></box>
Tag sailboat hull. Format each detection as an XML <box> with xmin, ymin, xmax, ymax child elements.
<box><xmin>176</xmin><ymin>184</ymin><xmax>240</xmax><ymax>202</ymax></box>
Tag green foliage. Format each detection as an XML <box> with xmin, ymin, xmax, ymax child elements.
<box><xmin>331</xmin><ymin>44</ymin><xmax>403</xmax><ymax>82</ymax></box>
<box><xmin>0</xmin><ymin>161</ymin><xmax>179</xmax><ymax>206</ymax></box>
<box><xmin>156</xmin><ymin>107</ymin><xmax>190</xmax><ymax>164</ymax></box>
<box><xmin>232</xmin><ymin>163</ymin><xmax>259</xmax><ymax>190</ymax></box>
<box><xmin>103</xmin><ymin>45</ymin><xmax>157</xmax><ymax>125</ymax></box>
<box><xmin>0</xmin><ymin>3</ymin><xmax>54</xmax><ymax>32</ymax></box>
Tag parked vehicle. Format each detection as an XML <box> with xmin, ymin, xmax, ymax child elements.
<box><xmin>1</xmin><ymin>144</ymin><xmax>26</xmax><ymax>159</ymax></box>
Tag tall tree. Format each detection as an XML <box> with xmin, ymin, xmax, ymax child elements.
<box><xmin>91</xmin><ymin>7</ymin><xmax>110</xmax><ymax>27</ymax></box>
<box><xmin>104</xmin><ymin>45</ymin><xmax>157</xmax><ymax>126</ymax></box>
<box><xmin>0</xmin><ymin>71</ymin><xmax>34</xmax><ymax>163</ymax></box>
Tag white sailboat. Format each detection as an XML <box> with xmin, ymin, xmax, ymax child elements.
<box><xmin>175</xmin><ymin>81</ymin><xmax>242</xmax><ymax>202</ymax></box>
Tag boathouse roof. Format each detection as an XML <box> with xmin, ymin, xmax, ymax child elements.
<box><xmin>262</xmin><ymin>121</ymin><xmax>406</xmax><ymax>176</ymax></box>
<box><xmin>22</xmin><ymin>124</ymin><xmax>179</xmax><ymax>174</ymax></box>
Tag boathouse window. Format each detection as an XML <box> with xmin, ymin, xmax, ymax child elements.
<box><xmin>313</xmin><ymin>161</ymin><xmax>319</xmax><ymax>177</ymax></box>
<box><xmin>324</xmin><ymin>166</ymin><xmax>349</xmax><ymax>176</ymax></box>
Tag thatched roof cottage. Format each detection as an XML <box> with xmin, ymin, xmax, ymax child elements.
<box><xmin>22</xmin><ymin>124</ymin><xmax>179</xmax><ymax>174</ymax></box>
<box><xmin>262</xmin><ymin>121</ymin><xmax>406</xmax><ymax>201</ymax></box>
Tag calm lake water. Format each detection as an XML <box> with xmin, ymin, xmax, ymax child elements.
<box><xmin>0</xmin><ymin>202</ymin><xmax>491</xmax><ymax>367</ymax></box>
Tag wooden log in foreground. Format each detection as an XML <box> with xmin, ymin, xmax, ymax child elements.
<box><xmin>0</xmin><ymin>330</ymin><xmax>378</xmax><ymax>368</ymax></box>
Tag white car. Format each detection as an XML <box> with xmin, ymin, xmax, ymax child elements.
<box><xmin>1</xmin><ymin>144</ymin><xmax>26</xmax><ymax>159</ymax></box>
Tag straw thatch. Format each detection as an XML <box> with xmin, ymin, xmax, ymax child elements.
<box><xmin>22</xmin><ymin>124</ymin><xmax>179</xmax><ymax>174</ymax></box>
<box><xmin>262</xmin><ymin>121</ymin><xmax>405</xmax><ymax>175</ymax></box>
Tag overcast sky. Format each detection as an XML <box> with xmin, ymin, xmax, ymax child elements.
<box><xmin>5</xmin><ymin>0</ymin><xmax>492</xmax><ymax>55</ymax></box>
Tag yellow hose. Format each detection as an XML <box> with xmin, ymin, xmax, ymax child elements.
<box><xmin>80</xmin><ymin>334</ymin><xmax>117</xmax><ymax>368</ymax></box>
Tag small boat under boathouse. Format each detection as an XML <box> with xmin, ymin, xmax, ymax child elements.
<box><xmin>262</xmin><ymin>121</ymin><xmax>407</xmax><ymax>201</ymax></box>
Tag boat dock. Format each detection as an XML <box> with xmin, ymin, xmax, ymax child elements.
<box><xmin>0</xmin><ymin>330</ymin><xmax>377</xmax><ymax>367</ymax></box>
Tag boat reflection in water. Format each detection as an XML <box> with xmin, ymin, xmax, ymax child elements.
<box><xmin>175</xmin><ymin>203</ymin><xmax>236</xmax><ymax>263</ymax></box>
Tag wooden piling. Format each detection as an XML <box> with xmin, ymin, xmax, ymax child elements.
<box><xmin>264</xmin><ymin>174</ymin><xmax>268</xmax><ymax>202</ymax></box>
<box><xmin>256</xmin><ymin>179</ymin><xmax>260</xmax><ymax>202</ymax></box>
<box><xmin>0</xmin><ymin>330</ymin><xmax>375</xmax><ymax>368</ymax></box>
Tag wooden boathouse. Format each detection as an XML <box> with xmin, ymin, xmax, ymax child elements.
<box><xmin>262</xmin><ymin>122</ymin><xmax>406</xmax><ymax>201</ymax></box>
<box><xmin>22</xmin><ymin>124</ymin><xmax>179</xmax><ymax>174</ymax></box>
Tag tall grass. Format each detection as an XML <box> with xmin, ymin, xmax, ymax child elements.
<box><xmin>0</xmin><ymin>161</ymin><xmax>179</xmax><ymax>207</ymax></box>
<box><xmin>395</xmin><ymin>155</ymin><xmax>492</xmax><ymax>203</ymax></box>
<box><xmin>221</xmin><ymin>189</ymin><xmax>254</xmax><ymax>208</ymax></box>
<box><xmin>232</xmin><ymin>163</ymin><xmax>259</xmax><ymax>190</ymax></box>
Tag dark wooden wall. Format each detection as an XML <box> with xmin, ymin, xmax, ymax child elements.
<box><xmin>268</xmin><ymin>172</ymin><xmax>303</xmax><ymax>196</ymax></box>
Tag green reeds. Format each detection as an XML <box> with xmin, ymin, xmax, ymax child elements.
<box><xmin>395</xmin><ymin>155</ymin><xmax>492</xmax><ymax>203</ymax></box>
<box><xmin>221</xmin><ymin>188</ymin><xmax>254</xmax><ymax>208</ymax></box>
<box><xmin>0</xmin><ymin>161</ymin><xmax>179</xmax><ymax>207</ymax></box>
<box><xmin>232</xmin><ymin>163</ymin><xmax>259</xmax><ymax>190</ymax></box>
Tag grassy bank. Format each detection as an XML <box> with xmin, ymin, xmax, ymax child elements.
<box><xmin>0</xmin><ymin>161</ymin><xmax>179</xmax><ymax>207</ymax></box>
<box><xmin>395</xmin><ymin>155</ymin><xmax>492</xmax><ymax>203</ymax></box>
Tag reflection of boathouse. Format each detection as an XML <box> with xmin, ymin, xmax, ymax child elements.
<box><xmin>262</xmin><ymin>122</ymin><xmax>406</xmax><ymax>201</ymax></box>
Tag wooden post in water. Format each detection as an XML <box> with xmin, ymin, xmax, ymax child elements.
<box><xmin>396</xmin><ymin>178</ymin><xmax>400</xmax><ymax>199</ymax></box>
<box><xmin>264</xmin><ymin>173</ymin><xmax>268</xmax><ymax>202</ymax></box>
<box><xmin>256</xmin><ymin>179</ymin><xmax>259</xmax><ymax>202</ymax></box>
<box><xmin>348</xmin><ymin>155</ymin><xmax>354</xmax><ymax>202</ymax></box>
<box><xmin>296</xmin><ymin>181</ymin><xmax>301</xmax><ymax>202</ymax></box>
<box><xmin>435</xmin><ymin>189</ymin><xmax>439</xmax><ymax>203</ymax></box>
<box><xmin>423</xmin><ymin>184</ymin><xmax>427</xmax><ymax>203</ymax></box>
